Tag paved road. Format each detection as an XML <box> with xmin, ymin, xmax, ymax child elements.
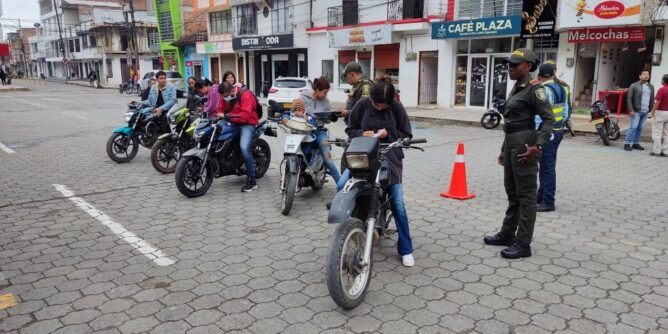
<box><xmin>1</xmin><ymin>82</ymin><xmax>667</xmax><ymax>334</ymax></box>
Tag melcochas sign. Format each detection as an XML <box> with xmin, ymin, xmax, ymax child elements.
<box><xmin>567</xmin><ymin>27</ymin><xmax>645</xmax><ymax>43</ymax></box>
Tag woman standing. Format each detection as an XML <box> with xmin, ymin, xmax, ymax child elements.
<box><xmin>222</xmin><ymin>71</ymin><xmax>243</xmax><ymax>94</ymax></box>
<box><xmin>345</xmin><ymin>80</ymin><xmax>415</xmax><ymax>267</ymax></box>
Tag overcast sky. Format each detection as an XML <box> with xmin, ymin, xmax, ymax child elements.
<box><xmin>1</xmin><ymin>0</ymin><xmax>41</xmax><ymax>38</ymax></box>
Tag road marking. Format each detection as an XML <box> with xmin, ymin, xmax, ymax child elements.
<box><xmin>15</xmin><ymin>98</ymin><xmax>88</xmax><ymax>120</ymax></box>
<box><xmin>0</xmin><ymin>293</ymin><xmax>17</xmax><ymax>310</ymax></box>
<box><xmin>0</xmin><ymin>141</ymin><xmax>16</xmax><ymax>154</ymax></box>
<box><xmin>52</xmin><ymin>184</ymin><xmax>175</xmax><ymax>266</ymax></box>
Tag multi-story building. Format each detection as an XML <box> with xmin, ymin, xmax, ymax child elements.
<box><xmin>30</xmin><ymin>0</ymin><xmax>161</xmax><ymax>84</ymax></box>
<box><xmin>193</xmin><ymin>0</ymin><xmax>236</xmax><ymax>84</ymax></box>
<box><xmin>5</xmin><ymin>28</ymin><xmax>37</xmax><ymax>76</ymax></box>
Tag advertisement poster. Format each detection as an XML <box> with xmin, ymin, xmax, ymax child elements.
<box><xmin>328</xmin><ymin>25</ymin><xmax>393</xmax><ymax>48</ymax></box>
<box><xmin>521</xmin><ymin>0</ymin><xmax>556</xmax><ymax>38</ymax></box>
<box><xmin>558</xmin><ymin>0</ymin><xmax>641</xmax><ymax>29</ymax></box>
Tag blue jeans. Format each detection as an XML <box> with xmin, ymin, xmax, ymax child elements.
<box><xmin>337</xmin><ymin>169</ymin><xmax>350</xmax><ymax>191</ymax></box>
<box><xmin>239</xmin><ymin>125</ymin><xmax>255</xmax><ymax>179</ymax></box>
<box><xmin>625</xmin><ymin>111</ymin><xmax>649</xmax><ymax>145</ymax></box>
<box><xmin>537</xmin><ymin>131</ymin><xmax>563</xmax><ymax>207</ymax></box>
<box><xmin>387</xmin><ymin>183</ymin><xmax>413</xmax><ymax>256</ymax></box>
<box><xmin>316</xmin><ymin>129</ymin><xmax>340</xmax><ymax>184</ymax></box>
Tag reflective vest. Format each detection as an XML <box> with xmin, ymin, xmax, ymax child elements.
<box><xmin>543</xmin><ymin>81</ymin><xmax>566</xmax><ymax>131</ymax></box>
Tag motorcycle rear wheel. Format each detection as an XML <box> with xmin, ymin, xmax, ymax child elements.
<box><xmin>175</xmin><ymin>156</ymin><xmax>213</xmax><ymax>198</ymax></box>
<box><xmin>608</xmin><ymin>121</ymin><xmax>621</xmax><ymax>141</ymax></box>
<box><xmin>106</xmin><ymin>133</ymin><xmax>138</xmax><ymax>163</ymax></box>
<box><xmin>151</xmin><ymin>138</ymin><xmax>180</xmax><ymax>174</ymax></box>
<box><xmin>480</xmin><ymin>112</ymin><xmax>501</xmax><ymax>129</ymax></box>
<box><xmin>326</xmin><ymin>218</ymin><xmax>372</xmax><ymax>310</ymax></box>
<box><xmin>597</xmin><ymin>127</ymin><xmax>611</xmax><ymax>146</ymax></box>
<box><xmin>280</xmin><ymin>165</ymin><xmax>298</xmax><ymax>215</ymax></box>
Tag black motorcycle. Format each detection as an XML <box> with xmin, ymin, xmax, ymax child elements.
<box><xmin>480</xmin><ymin>97</ymin><xmax>506</xmax><ymax>129</ymax></box>
<box><xmin>590</xmin><ymin>100</ymin><xmax>620</xmax><ymax>146</ymax></box>
<box><xmin>106</xmin><ymin>102</ymin><xmax>169</xmax><ymax>163</ymax></box>
<box><xmin>325</xmin><ymin>136</ymin><xmax>426</xmax><ymax>309</ymax></box>
<box><xmin>174</xmin><ymin>115</ymin><xmax>276</xmax><ymax>198</ymax></box>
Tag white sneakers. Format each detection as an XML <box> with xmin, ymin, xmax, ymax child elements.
<box><xmin>402</xmin><ymin>254</ymin><xmax>415</xmax><ymax>267</ymax></box>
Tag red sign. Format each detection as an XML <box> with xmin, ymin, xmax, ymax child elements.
<box><xmin>170</xmin><ymin>58</ymin><xmax>176</xmax><ymax>65</ymax></box>
<box><xmin>567</xmin><ymin>27</ymin><xmax>645</xmax><ymax>44</ymax></box>
<box><xmin>0</xmin><ymin>43</ymin><xmax>10</xmax><ymax>57</ymax></box>
<box><xmin>159</xmin><ymin>57</ymin><xmax>164</xmax><ymax>64</ymax></box>
<box><xmin>185</xmin><ymin>60</ymin><xmax>192</xmax><ymax>66</ymax></box>
<box><xmin>594</xmin><ymin>1</ymin><xmax>625</xmax><ymax>19</ymax></box>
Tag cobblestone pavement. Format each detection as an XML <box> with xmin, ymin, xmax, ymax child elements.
<box><xmin>1</xmin><ymin>82</ymin><xmax>667</xmax><ymax>334</ymax></box>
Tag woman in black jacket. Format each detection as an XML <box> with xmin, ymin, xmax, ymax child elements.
<box><xmin>345</xmin><ymin>80</ymin><xmax>416</xmax><ymax>267</ymax></box>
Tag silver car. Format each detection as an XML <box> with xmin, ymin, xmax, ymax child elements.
<box><xmin>138</xmin><ymin>71</ymin><xmax>184</xmax><ymax>98</ymax></box>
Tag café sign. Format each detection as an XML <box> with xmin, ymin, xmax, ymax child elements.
<box><xmin>327</xmin><ymin>25</ymin><xmax>393</xmax><ymax>48</ymax></box>
<box><xmin>232</xmin><ymin>34</ymin><xmax>294</xmax><ymax>50</ymax></box>
<box><xmin>567</xmin><ymin>26</ymin><xmax>645</xmax><ymax>43</ymax></box>
<box><xmin>431</xmin><ymin>16</ymin><xmax>522</xmax><ymax>39</ymax></box>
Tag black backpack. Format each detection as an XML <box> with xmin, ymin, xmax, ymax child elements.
<box><xmin>237</xmin><ymin>87</ymin><xmax>263</xmax><ymax>119</ymax></box>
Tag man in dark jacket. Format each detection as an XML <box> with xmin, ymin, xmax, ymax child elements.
<box><xmin>625</xmin><ymin>70</ymin><xmax>654</xmax><ymax>151</ymax></box>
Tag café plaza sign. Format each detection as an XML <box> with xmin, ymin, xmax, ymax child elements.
<box><xmin>432</xmin><ymin>16</ymin><xmax>521</xmax><ymax>39</ymax></box>
<box><xmin>567</xmin><ymin>26</ymin><xmax>645</xmax><ymax>43</ymax></box>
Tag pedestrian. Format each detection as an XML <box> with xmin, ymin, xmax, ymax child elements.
<box><xmin>0</xmin><ymin>68</ymin><xmax>6</xmax><ymax>85</ymax></box>
<box><xmin>624</xmin><ymin>70</ymin><xmax>654</xmax><ymax>151</ymax></box>
<box><xmin>544</xmin><ymin>60</ymin><xmax>573</xmax><ymax>121</ymax></box>
<box><xmin>535</xmin><ymin>64</ymin><xmax>569</xmax><ymax>212</ymax></box>
<box><xmin>222</xmin><ymin>71</ymin><xmax>243</xmax><ymax>94</ymax></box>
<box><xmin>648</xmin><ymin>74</ymin><xmax>668</xmax><ymax>157</ymax></box>
<box><xmin>483</xmin><ymin>48</ymin><xmax>555</xmax><ymax>259</ymax></box>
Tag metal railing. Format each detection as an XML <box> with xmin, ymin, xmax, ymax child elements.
<box><xmin>388</xmin><ymin>0</ymin><xmax>424</xmax><ymax>20</ymax></box>
<box><xmin>327</xmin><ymin>4</ymin><xmax>359</xmax><ymax>27</ymax></box>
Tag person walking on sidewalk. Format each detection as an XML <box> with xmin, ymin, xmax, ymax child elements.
<box><xmin>625</xmin><ymin>71</ymin><xmax>654</xmax><ymax>151</ymax></box>
<box><xmin>483</xmin><ymin>49</ymin><xmax>555</xmax><ymax>259</ymax></box>
<box><xmin>0</xmin><ymin>68</ymin><xmax>6</xmax><ymax>85</ymax></box>
<box><xmin>535</xmin><ymin>64</ymin><xmax>569</xmax><ymax>212</ymax></box>
<box><xmin>649</xmin><ymin>74</ymin><xmax>668</xmax><ymax>157</ymax></box>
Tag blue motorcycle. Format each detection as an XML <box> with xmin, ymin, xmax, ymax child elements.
<box><xmin>106</xmin><ymin>102</ymin><xmax>169</xmax><ymax>163</ymax></box>
<box><xmin>174</xmin><ymin>115</ymin><xmax>276</xmax><ymax>198</ymax></box>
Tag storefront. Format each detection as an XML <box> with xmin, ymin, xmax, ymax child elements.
<box><xmin>183</xmin><ymin>45</ymin><xmax>210</xmax><ymax>81</ymax></box>
<box><xmin>196</xmin><ymin>40</ymin><xmax>236</xmax><ymax>85</ymax></box>
<box><xmin>231</xmin><ymin>34</ymin><xmax>306</xmax><ymax>95</ymax></box>
<box><xmin>433</xmin><ymin>16</ymin><xmax>524</xmax><ymax>108</ymax></box>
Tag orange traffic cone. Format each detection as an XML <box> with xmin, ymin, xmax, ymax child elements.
<box><xmin>441</xmin><ymin>143</ymin><xmax>476</xmax><ymax>200</ymax></box>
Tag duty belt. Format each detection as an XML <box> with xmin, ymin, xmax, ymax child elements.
<box><xmin>503</xmin><ymin>121</ymin><xmax>535</xmax><ymax>134</ymax></box>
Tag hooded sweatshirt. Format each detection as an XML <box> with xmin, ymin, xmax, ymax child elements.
<box><xmin>300</xmin><ymin>91</ymin><xmax>332</xmax><ymax>128</ymax></box>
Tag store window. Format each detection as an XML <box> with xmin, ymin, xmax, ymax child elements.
<box><xmin>374</xmin><ymin>44</ymin><xmax>400</xmax><ymax>84</ymax></box>
<box><xmin>457</xmin><ymin>40</ymin><xmax>469</xmax><ymax>54</ymax></box>
<box><xmin>470</xmin><ymin>38</ymin><xmax>512</xmax><ymax>54</ymax></box>
<box><xmin>237</xmin><ymin>4</ymin><xmax>257</xmax><ymax>35</ymax></box>
<box><xmin>322</xmin><ymin>60</ymin><xmax>334</xmax><ymax>83</ymax></box>
<box><xmin>210</xmin><ymin>11</ymin><xmax>233</xmax><ymax>34</ymax></box>
<box><xmin>338</xmin><ymin>50</ymin><xmax>355</xmax><ymax>84</ymax></box>
<box><xmin>455</xmin><ymin>56</ymin><xmax>468</xmax><ymax>106</ymax></box>
<box><xmin>272</xmin><ymin>0</ymin><xmax>292</xmax><ymax>33</ymax></box>
<box><xmin>358</xmin><ymin>51</ymin><xmax>371</xmax><ymax>80</ymax></box>
<box><xmin>457</xmin><ymin>0</ymin><xmax>522</xmax><ymax>19</ymax></box>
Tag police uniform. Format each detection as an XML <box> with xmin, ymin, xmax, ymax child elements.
<box><xmin>484</xmin><ymin>49</ymin><xmax>555</xmax><ymax>259</ymax></box>
<box><xmin>341</xmin><ymin>62</ymin><xmax>374</xmax><ymax>171</ymax></box>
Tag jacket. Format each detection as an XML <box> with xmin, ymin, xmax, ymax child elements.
<box><xmin>217</xmin><ymin>89</ymin><xmax>258</xmax><ymax>126</ymax></box>
<box><xmin>204</xmin><ymin>84</ymin><xmax>221</xmax><ymax>118</ymax></box>
<box><xmin>300</xmin><ymin>91</ymin><xmax>332</xmax><ymax>128</ymax></box>
<box><xmin>627</xmin><ymin>80</ymin><xmax>654</xmax><ymax>113</ymax></box>
<box><xmin>140</xmin><ymin>84</ymin><xmax>177</xmax><ymax>112</ymax></box>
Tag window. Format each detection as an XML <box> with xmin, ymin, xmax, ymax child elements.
<box><xmin>237</xmin><ymin>4</ymin><xmax>257</xmax><ymax>35</ymax></box>
<box><xmin>82</xmin><ymin>35</ymin><xmax>88</xmax><ymax>48</ymax></box>
<box><xmin>69</xmin><ymin>40</ymin><xmax>75</xmax><ymax>53</ymax></box>
<box><xmin>148</xmin><ymin>28</ymin><xmax>159</xmax><ymax>49</ymax></box>
<box><xmin>147</xmin><ymin>0</ymin><xmax>156</xmax><ymax>17</ymax></box>
<box><xmin>274</xmin><ymin>79</ymin><xmax>307</xmax><ymax>88</ymax></box>
<box><xmin>75</xmin><ymin>39</ymin><xmax>81</xmax><ymax>52</ymax></box>
<box><xmin>210</xmin><ymin>10</ymin><xmax>233</xmax><ymax>34</ymax></box>
<box><xmin>458</xmin><ymin>0</ymin><xmax>520</xmax><ymax>19</ymax></box>
<box><xmin>322</xmin><ymin>60</ymin><xmax>334</xmax><ymax>83</ymax></box>
<box><xmin>158</xmin><ymin>12</ymin><xmax>174</xmax><ymax>41</ymax></box>
<box><xmin>338</xmin><ymin>50</ymin><xmax>355</xmax><ymax>84</ymax></box>
<box><xmin>90</xmin><ymin>35</ymin><xmax>97</xmax><ymax>47</ymax></box>
<box><xmin>166</xmin><ymin>72</ymin><xmax>182</xmax><ymax>78</ymax></box>
<box><xmin>272</xmin><ymin>0</ymin><xmax>291</xmax><ymax>33</ymax></box>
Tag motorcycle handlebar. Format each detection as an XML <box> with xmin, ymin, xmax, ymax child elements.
<box><xmin>406</xmin><ymin>138</ymin><xmax>427</xmax><ymax>145</ymax></box>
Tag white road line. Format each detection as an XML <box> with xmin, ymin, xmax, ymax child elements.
<box><xmin>0</xmin><ymin>141</ymin><xmax>16</xmax><ymax>154</ymax></box>
<box><xmin>52</xmin><ymin>184</ymin><xmax>175</xmax><ymax>266</ymax></box>
<box><xmin>16</xmin><ymin>98</ymin><xmax>88</xmax><ymax>120</ymax></box>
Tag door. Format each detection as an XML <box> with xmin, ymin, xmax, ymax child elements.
<box><xmin>468</xmin><ymin>57</ymin><xmax>488</xmax><ymax>107</ymax></box>
<box><xmin>211</xmin><ymin>57</ymin><xmax>220</xmax><ymax>84</ymax></box>
<box><xmin>237</xmin><ymin>56</ymin><xmax>245</xmax><ymax>84</ymax></box>
<box><xmin>418</xmin><ymin>51</ymin><xmax>438</xmax><ymax>104</ymax></box>
<box><xmin>272</xmin><ymin>54</ymin><xmax>289</xmax><ymax>80</ymax></box>
<box><xmin>194</xmin><ymin>65</ymin><xmax>202</xmax><ymax>80</ymax></box>
<box><xmin>120</xmin><ymin>59</ymin><xmax>130</xmax><ymax>83</ymax></box>
<box><xmin>489</xmin><ymin>56</ymin><xmax>508</xmax><ymax>105</ymax></box>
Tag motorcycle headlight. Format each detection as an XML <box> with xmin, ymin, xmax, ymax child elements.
<box><xmin>346</xmin><ymin>154</ymin><xmax>369</xmax><ymax>169</ymax></box>
<box><xmin>124</xmin><ymin>112</ymin><xmax>134</xmax><ymax>123</ymax></box>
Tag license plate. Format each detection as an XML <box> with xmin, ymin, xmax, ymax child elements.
<box><xmin>283</xmin><ymin>103</ymin><xmax>292</xmax><ymax>109</ymax></box>
<box><xmin>592</xmin><ymin>118</ymin><xmax>604</xmax><ymax>125</ymax></box>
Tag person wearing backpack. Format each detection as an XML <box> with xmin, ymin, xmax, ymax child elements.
<box><xmin>217</xmin><ymin>82</ymin><xmax>261</xmax><ymax>192</ymax></box>
<box><xmin>534</xmin><ymin>64</ymin><xmax>569</xmax><ymax>212</ymax></box>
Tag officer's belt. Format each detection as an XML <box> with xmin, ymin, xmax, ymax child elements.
<box><xmin>503</xmin><ymin>120</ymin><xmax>535</xmax><ymax>134</ymax></box>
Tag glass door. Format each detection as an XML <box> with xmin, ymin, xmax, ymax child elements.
<box><xmin>489</xmin><ymin>56</ymin><xmax>509</xmax><ymax>106</ymax></box>
<box><xmin>468</xmin><ymin>56</ymin><xmax>488</xmax><ymax>107</ymax></box>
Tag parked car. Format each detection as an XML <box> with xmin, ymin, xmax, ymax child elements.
<box><xmin>138</xmin><ymin>70</ymin><xmax>184</xmax><ymax>98</ymax></box>
<box><xmin>267</xmin><ymin>77</ymin><xmax>313</xmax><ymax>112</ymax></box>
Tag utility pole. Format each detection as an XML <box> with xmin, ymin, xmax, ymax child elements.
<box><xmin>52</xmin><ymin>0</ymin><xmax>68</xmax><ymax>79</ymax></box>
<box><xmin>18</xmin><ymin>18</ymin><xmax>27</xmax><ymax>77</ymax></box>
<box><xmin>128</xmin><ymin>0</ymin><xmax>140</xmax><ymax>75</ymax></box>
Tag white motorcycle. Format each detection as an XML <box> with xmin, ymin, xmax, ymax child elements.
<box><xmin>276</xmin><ymin>117</ymin><xmax>327</xmax><ymax>215</ymax></box>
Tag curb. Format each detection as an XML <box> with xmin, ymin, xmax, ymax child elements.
<box><xmin>0</xmin><ymin>86</ymin><xmax>29</xmax><ymax>92</ymax></box>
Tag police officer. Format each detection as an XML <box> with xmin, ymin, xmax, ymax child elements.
<box><xmin>483</xmin><ymin>48</ymin><xmax>555</xmax><ymax>259</ymax></box>
<box><xmin>342</xmin><ymin>62</ymin><xmax>374</xmax><ymax>121</ymax></box>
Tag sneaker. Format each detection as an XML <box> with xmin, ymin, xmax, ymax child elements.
<box><xmin>632</xmin><ymin>144</ymin><xmax>645</xmax><ymax>150</ymax></box>
<box><xmin>242</xmin><ymin>179</ymin><xmax>257</xmax><ymax>192</ymax></box>
<box><xmin>661</xmin><ymin>153</ymin><xmax>668</xmax><ymax>157</ymax></box>
<box><xmin>623</xmin><ymin>144</ymin><xmax>632</xmax><ymax>151</ymax></box>
<box><xmin>650</xmin><ymin>152</ymin><xmax>660</xmax><ymax>157</ymax></box>
<box><xmin>402</xmin><ymin>254</ymin><xmax>415</xmax><ymax>267</ymax></box>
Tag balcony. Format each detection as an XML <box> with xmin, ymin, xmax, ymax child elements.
<box><xmin>387</xmin><ymin>0</ymin><xmax>424</xmax><ymax>21</ymax></box>
<box><xmin>327</xmin><ymin>4</ymin><xmax>359</xmax><ymax>27</ymax></box>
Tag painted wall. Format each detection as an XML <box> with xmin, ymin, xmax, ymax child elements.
<box><xmin>398</xmin><ymin>34</ymin><xmax>437</xmax><ymax>108</ymax></box>
<box><xmin>183</xmin><ymin>45</ymin><xmax>210</xmax><ymax>82</ymax></box>
<box><xmin>437</xmin><ymin>38</ymin><xmax>455</xmax><ymax>107</ymax></box>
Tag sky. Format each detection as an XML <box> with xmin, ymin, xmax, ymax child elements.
<box><xmin>1</xmin><ymin>0</ymin><xmax>41</xmax><ymax>39</ymax></box>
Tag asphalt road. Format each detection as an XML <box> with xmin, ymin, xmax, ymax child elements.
<box><xmin>1</xmin><ymin>82</ymin><xmax>667</xmax><ymax>334</ymax></box>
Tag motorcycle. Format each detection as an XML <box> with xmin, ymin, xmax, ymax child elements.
<box><xmin>325</xmin><ymin>136</ymin><xmax>426</xmax><ymax>309</ymax></box>
<box><xmin>480</xmin><ymin>97</ymin><xmax>506</xmax><ymax>129</ymax></box>
<box><xmin>149</xmin><ymin>98</ymin><xmax>205</xmax><ymax>174</ymax></box>
<box><xmin>174</xmin><ymin>115</ymin><xmax>276</xmax><ymax>198</ymax></box>
<box><xmin>589</xmin><ymin>99</ymin><xmax>620</xmax><ymax>146</ymax></box>
<box><xmin>106</xmin><ymin>102</ymin><xmax>170</xmax><ymax>163</ymax></box>
<box><xmin>118</xmin><ymin>79</ymin><xmax>137</xmax><ymax>94</ymax></box>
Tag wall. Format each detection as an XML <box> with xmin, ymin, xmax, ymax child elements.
<box><xmin>398</xmin><ymin>34</ymin><xmax>437</xmax><ymax>107</ymax></box>
<box><xmin>437</xmin><ymin>38</ymin><xmax>455</xmax><ymax>107</ymax></box>
<box><xmin>306</xmin><ymin>32</ymin><xmax>347</xmax><ymax>103</ymax></box>
<box><xmin>183</xmin><ymin>45</ymin><xmax>210</xmax><ymax>81</ymax></box>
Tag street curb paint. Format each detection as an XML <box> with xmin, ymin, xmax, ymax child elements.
<box><xmin>0</xmin><ymin>294</ymin><xmax>17</xmax><ymax>310</ymax></box>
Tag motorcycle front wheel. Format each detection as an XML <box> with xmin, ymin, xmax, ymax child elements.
<box><xmin>253</xmin><ymin>139</ymin><xmax>271</xmax><ymax>179</ymax></box>
<box><xmin>326</xmin><ymin>218</ymin><xmax>372</xmax><ymax>310</ymax></box>
<box><xmin>175</xmin><ymin>156</ymin><xmax>213</xmax><ymax>198</ymax></box>
<box><xmin>480</xmin><ymin>112</ymin><xmax>501</xmax><ymax>129</ymax></box>
<box><xmin>597</xmin><ymin>126</ymin><xmax>611</xmax><ymax>146</ymax></box>
<box><xmin>106</xmin><ymin>133</ymin><xmax>138</xmax><ymax>163</ymax></box>
<box><xmin>280</xmin><ymin>165</ymin><xmax>298</xmax><ymax>215</ymax></box>
<box><xmin>151</xmin><ymin>138</ymin><xmax>180</xmax><ymax>174</ymax></box>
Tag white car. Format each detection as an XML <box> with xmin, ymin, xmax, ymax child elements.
<box><xmin>137</xmin><ymin>70</ymin><xmax>184</xmax><ymax>98</ymax></box>
<box><xmin>267</xmin><ymin>77</ymin><xmax>313</xmax><ymax>112</ymax></box>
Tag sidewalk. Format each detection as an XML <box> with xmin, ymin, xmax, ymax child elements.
<box><xmin>0</xmin><ymin>84</ymin><xmax>29</xmax><ymax>92</ymax></box>
<box><xmin>14</xmin><ymin>77</ymin><xmax>114</xmax><ymax>89</ymax></box>
<box><xmin>405</xmin><ymin>105</ymin><xmax>653</xmax><ymax>142</ymax></box>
